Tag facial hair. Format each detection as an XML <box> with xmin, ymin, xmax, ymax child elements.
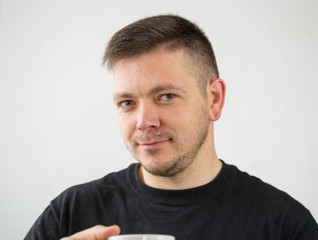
<box><xmin>126</xmin><ymin>105</ymin><xmax>210</xmax><ymax>178</ymax></box>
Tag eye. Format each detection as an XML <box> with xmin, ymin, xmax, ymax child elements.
<box><xmin>119</xmin><ymin>100</ymin><xmax>135</xmax><ymax>108</ymax></box>
<box><xmin>159</xmin><ymin>94</ymin><xmax>176</xmax><ymax>101</ymax></box>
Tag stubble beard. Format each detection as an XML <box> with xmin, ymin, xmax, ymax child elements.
<box><xmin>127</xmin><ymin>108</ymin><xmax>210</xmax><ymax>178</ymax></box>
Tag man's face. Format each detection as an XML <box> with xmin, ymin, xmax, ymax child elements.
<box><xmin>113</xmin><ymin>49</ymin><xmax>211</xmax><ymax>177</ymax></box>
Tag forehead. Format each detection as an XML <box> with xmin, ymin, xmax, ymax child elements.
<box><xmin>113</xmin><ymin>49</ymin><xmax>194</xmax><ymax>95</ymax></box>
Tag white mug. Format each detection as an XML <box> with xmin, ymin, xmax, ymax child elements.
<box><xmin>108</xmin><ymin>234</ymin><xmax>175</xmax><ymax>240</ymax></box>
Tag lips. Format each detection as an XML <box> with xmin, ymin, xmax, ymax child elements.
<box><xmin>137</xmin><ymin>139</ymin><xmax>171</xmax><ymax>150</ymax></box>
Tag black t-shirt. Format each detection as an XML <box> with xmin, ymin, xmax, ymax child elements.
<box><xmin>25</xmin><ymin>161</ymin><xmax>318</xmax><ymax>240</ymax></box>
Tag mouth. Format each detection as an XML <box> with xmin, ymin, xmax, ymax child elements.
<box><xmin>137</xmin><ymin>139</ymin><xmax>171</xmax><ymax>150</ymax></box>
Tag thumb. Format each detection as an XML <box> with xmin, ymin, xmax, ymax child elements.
<box><xmin>60</xmin><ymin>225</ymin><xmax>120</xmax><ymax>240</ymax></box>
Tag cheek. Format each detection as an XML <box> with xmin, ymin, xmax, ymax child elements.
<box><xmin>168</xmin><ymin>102</ymin><xmax>205</xmax><ymax>129</ymax></box>
<box><xmin>161</xmin><ymin>108</ymin><xmax>185</xmax><ymax>128</ymax></box>
<box><xmin>117</xmin><ymin>114</ymin><xmax>135</xmax><ymax>140</ymax></box>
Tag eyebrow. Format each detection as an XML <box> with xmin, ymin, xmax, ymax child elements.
<box><xmin>113</xmin><ymin>84</ymin><xmax>186</xmax><ymax>102</ymax></box>
<box><xmin>148</xmin><ymin>84</ymin><xmax>186</xmax><ymax>95</ymax></box>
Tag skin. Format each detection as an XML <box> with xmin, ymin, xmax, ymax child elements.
<box><xmin>61</xmin><ymin>47</ymin><xmax>226</xmax><ymax>239</ymax></box>
<box><xmin>60</xmin><ymin>225</ymin><xmax>120</xmax><ymax>240</ymax></box>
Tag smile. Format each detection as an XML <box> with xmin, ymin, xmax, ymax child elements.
<box><xmin>138</xmin><ymin>139</ymin><xmax>171</xmax><ymax>150</ymax></box>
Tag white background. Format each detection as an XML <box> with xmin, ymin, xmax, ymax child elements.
<box><xmin>1</xmin><ymin>0</ymin><xmax>317</xmax><ymax>239</ymax></box>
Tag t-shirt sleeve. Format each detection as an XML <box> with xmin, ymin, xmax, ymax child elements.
<box><xmin>281</xmin><ymin>199</ymin><xmax>318</xmax><ymax>239</ymax></box>
<box><xmin>24</xmin><ymin>204</ymin><xmax>60</xmax><ymax>240</ymax></box>
<box><xmin>294</xmin><ymin>214</ymin><xmax>318</xmax><ymax>240</ymax></box>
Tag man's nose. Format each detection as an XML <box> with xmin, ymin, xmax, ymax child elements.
<box><xmin>136</xmin><ymin>103</ymin><xmax>160</xmax><ymax>130</ymax></box>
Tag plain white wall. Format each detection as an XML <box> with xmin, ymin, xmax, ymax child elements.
<box><xmin>1</xmin><ymin>0</ymin><xmax>317</xmax><ymax>239</ymax></box>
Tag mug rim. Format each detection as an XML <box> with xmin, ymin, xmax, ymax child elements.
<box><xmin>108</xmin><ymin>234</ymin><xmax>175</xmax><ymax>239</ymax></box>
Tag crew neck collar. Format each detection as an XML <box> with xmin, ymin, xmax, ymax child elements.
<box><xmin>127</xmin><ymin>160</ymin><xmax>235</xmax><ymax>203</ymax></box>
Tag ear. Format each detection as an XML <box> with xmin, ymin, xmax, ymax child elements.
<box><xmin>207</xmin><ymin>78</ymin><xmax>226</xmax><ymax>121</ymax></box>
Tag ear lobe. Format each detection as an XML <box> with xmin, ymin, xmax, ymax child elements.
<box><xmin>208</xmin><ymin>78</ymin><xmax>226</xmax><ymax>121</ymax></box>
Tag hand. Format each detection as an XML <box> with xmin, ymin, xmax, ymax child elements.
<box><xmin>60</xmin><ymin>225</ymin><xmax>120</xmax><ymax>240</ymax></box>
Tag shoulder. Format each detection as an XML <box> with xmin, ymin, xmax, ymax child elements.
<box><xmin>41</xmin><ymin>164</ymin><xmax>138</xmax><ymax>235</ymax></box>
<box><xmin>228</xmin><ymin>163</ymin><xmax>296</xmax><ymax>204</ymax></box>
<box><xmin>226</xmin><ymin>163</ymin><xmax>318</xmax><ymax>238</ymax></box>
<box><xmin>224</xmin><ymin>162</ymin><xmax>313</xmax><ymax>219</ymax></box>
<box><xmin>51</xmin><ymin>164</ymin><xmax>137</xmax><ymax>209</ymax></box>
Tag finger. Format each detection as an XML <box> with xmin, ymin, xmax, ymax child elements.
<box><xmin>60</xmin><ymin>225</ymin><xmax>120</xmax><ymax>240</ymax></box>
<box><xmin>94</xmin><ymin>225</ymin><xmax>120</xmax><ymax>240</ymax></box>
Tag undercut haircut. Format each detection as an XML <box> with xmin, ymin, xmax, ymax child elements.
<box><xmin>103</xmin><ymin>14</ymin><xmax>219</xmax><ymax>96</ymax></box>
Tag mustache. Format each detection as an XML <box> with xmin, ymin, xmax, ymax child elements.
<box><xmin>132</xmin><ymin>130</ymin><xmax>172</xmax><ymax>144</ymax></box>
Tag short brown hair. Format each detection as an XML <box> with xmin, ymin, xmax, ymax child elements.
<box><xmin>103</xmin><ymin>14</ymin><xmax>219</xmax><ymax>94</ymax></box>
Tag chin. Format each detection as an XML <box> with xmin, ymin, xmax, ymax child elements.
<box><xmin>140</xmin><ymin>158</ymin><xmax>183</xmax><ymax>178</ymax></box>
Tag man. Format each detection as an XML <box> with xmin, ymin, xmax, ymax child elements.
<box><xmin>25</xmin><ymin>15</ymin><xmax>318</xmax><ymax>240</ymax></box>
